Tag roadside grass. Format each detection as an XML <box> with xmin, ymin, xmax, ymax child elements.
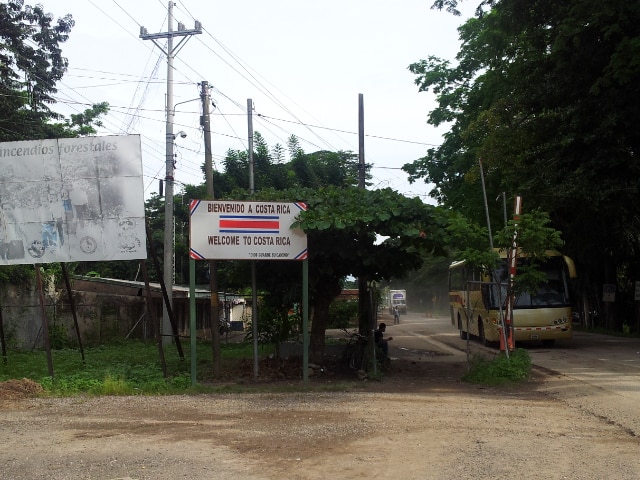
<box><xmin>0</xmin><ymin>340</ymin><xmax>273</xmax><ymax>396</ymax></box>
<box><xmin>462</xmin><ymin>348</ymin><xmax>532</xmax><ymax>386</ymax></box>
<box><xmin>0</xmin><ymin>340</ymin><xmax>365</xmax><ymax>396</ymax></box>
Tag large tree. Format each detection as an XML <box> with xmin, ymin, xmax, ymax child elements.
<box><xmin>0</xmin><ymin>0</ymin><xmax>71</xmax><ymax>140</ymax></box>
<box><xmin>237</xmin><ymin>186</ymin><xmax>442</xmax><ymax>362</ymax></box>
<box><xmin>0</xmin><ymin>2</ymin><xmax>110</xmax><ymax>284</ymax></box>
<box><xmin>405</xmin><ymin>0</ymin><xmax>640</xmax><ymax>327</ymax></box>
<box><xmin>136</xmin><ymin>136</ymin><xmax>442</xmax><ymax>362</ymax></box>
<box><xmin>0</xmin><ymin>1</ymin><xmax>109</xmax><ymax>142</ymax></box>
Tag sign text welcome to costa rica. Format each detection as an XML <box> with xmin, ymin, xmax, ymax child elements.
<box><xmin>189</xmin><ymin>200</ymin><xmax>307</xmax><ymax>261</ymax></box>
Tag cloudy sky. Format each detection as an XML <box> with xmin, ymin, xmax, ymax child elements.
<box><xmin>41</xmin><ymin>0</ymin><xmax>474</xmax><ymax>203</ymax></box>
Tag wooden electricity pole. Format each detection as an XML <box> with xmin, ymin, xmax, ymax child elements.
<box><xmin>200</xmin><ymin>80</ymin><xmax>221</xmax><ymax>377</ymax></box>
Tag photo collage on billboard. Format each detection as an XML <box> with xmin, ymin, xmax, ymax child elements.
<box><xmin>0</xmin><ymin>135</ymin><xmax>147</xmax><ymax>265</ymax></box>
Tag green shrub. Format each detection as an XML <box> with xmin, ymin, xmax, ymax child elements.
<box><xmin>463</xmin><ymin>348</ymin><xmax>531</xmax><ymax>386</ymax></box>
<box><xmin>328</xmin><ymin>300</ymin><xmax>358</xmax><ymax>329</ymax></box>
<box><xmin>49</xmin><ymin>323</ymin><xmax>71</xmax><ymax>350</ymax></box>
<box><xmin>101</xmin><ymin>374</ymin><xmax>134</xmax><ymax>395</ymax></box>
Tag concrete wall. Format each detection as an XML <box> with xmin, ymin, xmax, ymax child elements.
<box><xmin>0</xmin><ymin>282</ymin><xmax>251</xmax><ymax>350</ymax></box>
<box><xmin>0</xmin><ymin>284</ymin><xmax>150</xmax><ymax>349</ymax></box>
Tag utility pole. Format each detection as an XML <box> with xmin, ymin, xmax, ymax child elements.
<box><xmin>247</xmin><ymin>98</ymin><xmax>259</xmax><ymax>379</ymax></box>
<box><xmin>200</xmin><ymin>81</ymin><xmax>221</xmax><ymax>376</ymax></box>
<box><xmin>248</xmin><ymin>99</ymin><xmax>255</xmax><ymax>193</ymax></box>
<box><xmin>357</xmin><ymin>93</ymin><xmax>375</xmax><ymax>373</ymax></box>
<box><xmin>140</xmin><ymin>2</ymin><xmax>201</xmax><ymax>345</ymax></box>
<box><xmin>201</xmin><ymin>81</ymin><xmax>213</xmax><ymax>195</ymax></box>
<box><xmin>358</xmin><ymin>93</ymin><xmax>366</xmax><ymax>189</ymax></box>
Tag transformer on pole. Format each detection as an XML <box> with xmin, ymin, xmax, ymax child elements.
<box><xmin>140</xmin><ymin>2</ymin><xmax>201</xmax><ymax>345</ymax></box>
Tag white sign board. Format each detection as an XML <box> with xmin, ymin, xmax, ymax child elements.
<box><xmin>189</xmin><ymin>200</ymin><xmax>307</xmax><ymax>260</ymax></box>
<box><xmin>0</xmin><ymin>135</ymin><xmax>146</xmax><ymax>264</ymax></box>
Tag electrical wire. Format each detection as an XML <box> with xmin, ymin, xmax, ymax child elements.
<box><xmin>8</xmin><ymin>0</ymin><xmax>440</xmax><ymax>199</ymax></box>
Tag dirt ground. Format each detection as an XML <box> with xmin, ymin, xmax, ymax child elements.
<box><xmin>1</xmin><ymin>343</ymin><xmax>640</xmax><ymax>480</ymax></box>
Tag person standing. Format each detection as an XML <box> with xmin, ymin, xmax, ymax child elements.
<box><xmin>375</xmin><ymin>322</ymin><xmax>393</xmax><ymax>359</ymax></box>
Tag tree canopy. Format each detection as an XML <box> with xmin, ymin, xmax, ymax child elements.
<box><xmin>0</xmin><ymin>1</ymin><xmax>109</xmax><ymax>284</ymax></box>
<box><xmin>404</xmin><ymin>0</ymin><xmax>640</xmax><ymax>328</ymax></box>
<box><xmin>0</xmin><ymin>1</ymin><xmax>109</xmax><ymax>142</ymax></box>
<box><xmin>1</xmin><ymin>0</ymin><xmax>67</xmax><ymax>140</ymax></box>
<box><xmin>226</xmin><ymin>185</ymin><xmax>441</xmax><ymax>362</ymax></box>
<box><xmin>151</xmin><ymin>137</ymin><xmax>442</xmax><ymax>362</ymax></box>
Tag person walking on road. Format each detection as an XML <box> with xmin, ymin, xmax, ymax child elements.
<box><xmin>393</xmin><ymin>305</ymin><xmax>400</xmax><ymax>325</ymax></box>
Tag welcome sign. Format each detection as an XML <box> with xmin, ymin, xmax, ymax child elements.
<box><xmin>189</xmin><ymin>200</ymin><xmax>307</xmax><ymax>260</ymax></box>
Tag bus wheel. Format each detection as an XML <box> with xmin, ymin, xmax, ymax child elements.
<box><xmin>458</xmin><ymin>316</ymin><xmax>468</xmax><ymax>340</ymax></box>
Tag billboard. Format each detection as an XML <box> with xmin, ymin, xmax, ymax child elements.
<box><xmin>189</xmin><ymin>200</ymin><xmax>307</xmax><ymax>260</ymax></box>
<box><xmin>0</xmin><ymin>135</ymin><xmax>146</xmax><ymax>264</ymax></box>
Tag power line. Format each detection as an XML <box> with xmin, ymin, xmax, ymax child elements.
<box><xmin>51</xmin><ymin>96</ymin><xmax>437</xmax><ymax>150</ymax></box>
<box><xmin>256</xmin><ymin>114</ymin><xmax>440</xmax><ymax>147</ymax></box>
<box><xmin>11</xmin><ymin>1</ymin><xmax>439</xmax><ymax>201</ymax></box>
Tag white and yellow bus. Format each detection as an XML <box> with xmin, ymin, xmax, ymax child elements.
<box><xmin>448</xmin><ymin>252</ymin><xmax>577</xmax><ymax>346</ymax></box>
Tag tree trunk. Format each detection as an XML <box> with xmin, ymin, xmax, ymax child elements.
<box><xmin>309</xmin><ymin>277</ymin><xmax>342</xmax><ymax>364</ymax></box>
<box><xmin>309</xmin><ymin>294</ymin><xmax>331</xmax><ymax>363</ymax></box>
<box><xmin>358</xmin><ymin>277</ymin><xmax>372</xmax><ymax>334</ymax></box>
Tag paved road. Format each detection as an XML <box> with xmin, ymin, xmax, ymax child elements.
<box><xmin>382</xmin><ymin>311</ymin><xmax>640</xmax><ymax>436</ymax></box>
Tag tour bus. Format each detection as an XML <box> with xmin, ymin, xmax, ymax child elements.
<box><xmin>448</xmin><ymin>251</ymin><xmax>577</xmax><ymax>346</ymax></box>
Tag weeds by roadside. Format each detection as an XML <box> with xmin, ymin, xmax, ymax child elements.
<box><xmin>462</xmin><ymin>348</ymin><xmax>532</xmax><ymax>386</ymax></box>
<box><xmin>0</xmin><ymin>340</ymin><xmax>369</xmax><ymax>397</ymax></box>
<box><xmin>0</xmin><ymin>340</ymin><xmax>265</xmax><ymax>396</ymax></box>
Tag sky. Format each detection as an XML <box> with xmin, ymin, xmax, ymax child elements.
<box><xmin>40</xmin><ymin>0</ymin><xmax>474</xmax><ymax>203</ymax></box>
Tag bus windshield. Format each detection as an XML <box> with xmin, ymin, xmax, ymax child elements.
<box><xmin>488</xmin><ymin>256</ymin><xmax>571</xmax><ymax>309</ymax></box>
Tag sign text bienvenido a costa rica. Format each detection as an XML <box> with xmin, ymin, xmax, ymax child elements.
<box><xmin>189</xmin><ymin>200</ymin><xmax>307</xmax><ymax>261</ymax></box>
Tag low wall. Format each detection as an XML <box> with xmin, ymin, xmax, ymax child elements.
<box><xmin>1</xmin><ymin>282</ymin><xmax>249</xmax><ymax>350</ymax></box>
<box><xmin>0</xmin><ymin>284</ymin><xmax>151</xmax><ymax>350</ymax></box>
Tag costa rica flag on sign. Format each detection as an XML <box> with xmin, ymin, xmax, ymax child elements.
<box><xmin>219</xmin><ymin>215</ymin><xmax>279</xmax><ymax>234</ymax></box>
